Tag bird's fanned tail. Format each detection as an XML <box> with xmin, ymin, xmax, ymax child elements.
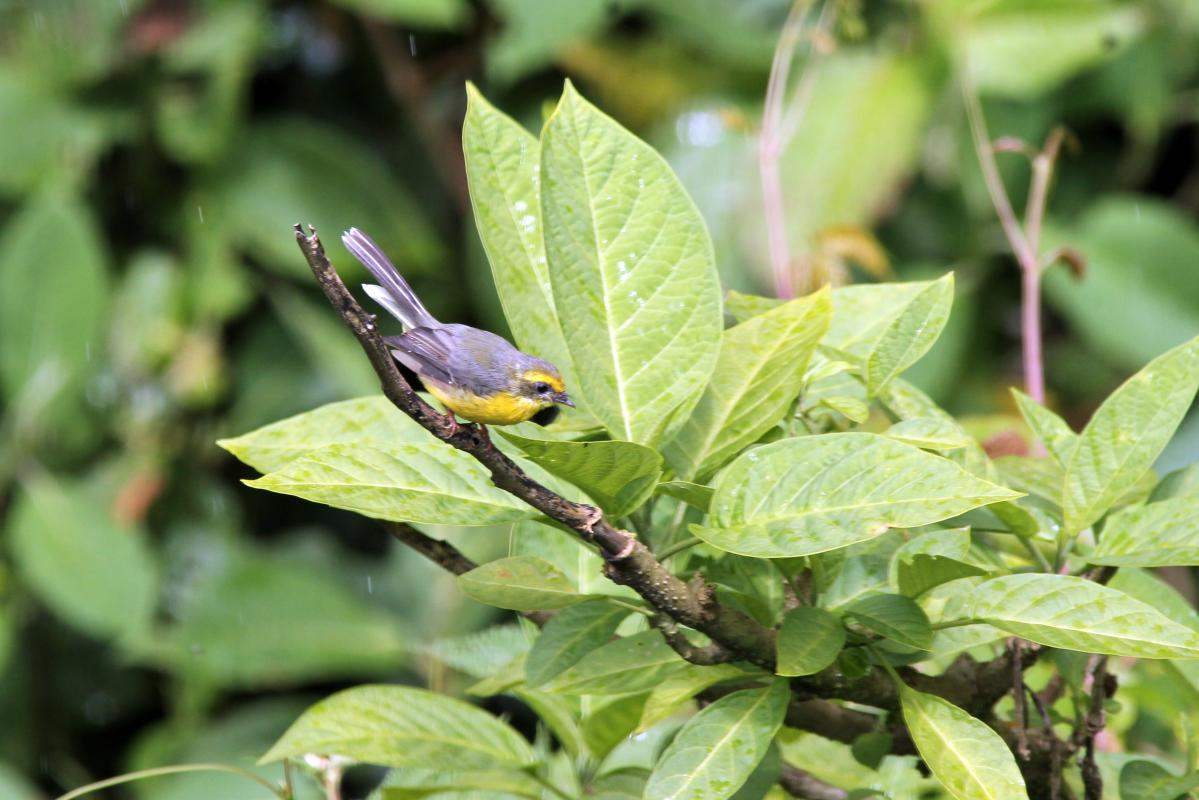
<box><xmin>342</xmin><ymin>227</ymin><xmax>438</xmax><ymax>329</ymax></box>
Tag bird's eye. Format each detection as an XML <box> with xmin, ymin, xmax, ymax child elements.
<box><xmin>534</xmin><ymin>381</ymin><xmax>551</xmax><ymax>394</ymax></box>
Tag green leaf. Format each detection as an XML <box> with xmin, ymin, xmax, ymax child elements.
<box><xmin>899</xmin><ymin>685</ymin><xmax>1028</xmax><ymax>800</ymax></box>
<box><xmin>644</xmin><ymin>681</ymin><xmax>788</xmax><ymax>800</ymax></box>
<box><xmin>776</xmin><ymin>606</ymin><xmax>846</xmax><ymax>676</ymax></box>
<box><xmin>497</xmin><ymin>431</ymin><xmax>661</xmax><ymax>517</ymax></box>
<box><xmin>864</xmin><ymin>274</ymin><xmax>954</xmax><ymax>397</ymax></box>
<box><xmin>1011</xmin><ymin>389</ymin><xmax>1077</xmax><ymax>465</ymax></box>
<box><xmin>542</xmin><ymin>630</ymin><xmax>687</xmax><ymax>695</ymax></box>
<box><xmin>219</xmin><ymin>396</ymin><xmax>436</xmax><ymax>474</ymax></box>
<box><xmin>637</xmin><ymin>664</ymin><xmax>758</xmax><ymax>732</ymax></box>
<box><xmin>540</xmin><ymin>80</ymin><xmax>722</xmax><ymax>445</ymax></box>
<box><xmin>0</xmin><ymin>192</ymin><xmax>108</xmax><ymax>400</ymax></box>
<box><xmin>664</xmin><ymin>290</ymin><xmax>831</xmax><ymax>479</ymax></box>
<box><xmin>694</xmin><ymin>433</ymin><xmax>1020</xmax><ymax>558</ymax></box>
<box><xmin>245</xmin><ymin>444</ymin><xmax>535</xmax><ymax>526</ymax></box>
<box><xmin>10</xmin><ymin>474</ymin><xmax>156</xmax><ymax>641</ymax></box>
<box><xmin>1119</xmin><ymin>759</ymin><xmax>1199</xmax><ymax>800</ymax></box>
<box><xmin>260</xmin><ymin>685</ymin><xmax>535</xmax><ymax>769</ymax></box>
<box><xmin>0</xmin><ymin>762</ymin><xmax>39</xmax><ymax>800</ymax></box>
<box><xmin>844</xmin><ymin>593</ymin><xmax>932</xmax><ymax>650</ymax></box>
<box><xmin>656</xmin><ymin>480</ymin><xmax>713</xmax><ymax>512</ymax></box>
<box><xmin>969</xmin><ymin>574</ymin><xmax>1199</xmax><ymax>659</ymax></box>
<box><xmin>458</xmin><ymin>556</ymin><xmax>584</xmax><ymax>611</ymax></box>
<box><xmin>210</xmin><ymin>119</ymin><xmax>440</xmax><ymax>276</ymax></box>
<box><xmin>462</xmin><ymin>84</ymin><xmax>573</xmax><ymax>382</ymax></box>
<box><xmin>1063</xmin><ymin>335</ymin><xmax>1199</xmax><ymax>535</ymax></box>
<box><xmin>1089</xmin><ymin>497</ymin><xmax>1199</xmax><ymax>567</ymax></box>
<box><xmin>487</xmin><ymin>0</ymin><xmax>619</xmax><ymax>84</ymax></box>
<box><xmin>583</xmin><ymin>693</ymin><xmax>650</xmax><ymax>760</ymax></box>
<box><xmin>952</xmin><ymin>3</ymin><xmax>1146</xmax><ymax>99</ymax></box>
<box><xmin>379</xmin><ymin>767</ymin><xmax>543</xmax><ymax>799</ymax></box>
<box><xmin>884</xmin><ymin>418</ymin><xmax>973</xmax><ymax>451</ymax></box>
<box><xmin>164</xmin><ymin>554</ymin><xmax>405</xmax><ymax>688</ymax></box>
<box><xmin>1043</xmin><ymin>198</ymin><xmax>1199</xmax><ymax>369</ymax></box>
<box><xmin>897</xmin><ymin>555</ymin><xmax>988</xmax><ymax>599</ymax></box>
<box><xmin>328</xmin><ymin>0</ymin><xmax>469</xmax><ymax>28</ymax></box>
<box><xmin>422</xmin><ymin>625</ymin><xmax>531</xmax><ymax>679</ymax></box>
<box><xmin>526</xmin><ymin>600</ymin><xmax>628</xmax><ymax>687</ymax></box>
<box><xmin>851</xmin><ymin>732</ymin><xmax>893</xmax><ymax>771</ymax></box>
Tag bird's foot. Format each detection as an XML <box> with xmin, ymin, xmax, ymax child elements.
<box><xmin>476</xmin><ymin>424</ymin><xmax>491</xmax><ymax>444</ymax></box>
<box><xmin>441</xmin><ymin>411</ymin><xmax>460</xmax><ymax>436</ymax></box>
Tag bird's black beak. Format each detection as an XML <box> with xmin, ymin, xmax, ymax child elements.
<box><xmin>553</xmin><ymin>392</ymin><xmax>575</xmax><ymax>408</ymax></box>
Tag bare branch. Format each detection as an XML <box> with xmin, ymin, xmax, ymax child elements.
<box><xmin>779</xmin><ymin>763</ymin><xmax>848</xmax><ymax>800</ymax></box>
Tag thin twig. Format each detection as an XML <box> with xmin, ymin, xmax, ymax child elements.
<box><xmin>650</xmin><ymin>614</ymin><xmax>740</xmax><ymax>665</ymax></box>
<box><xmin>1076</xmin><ymin>656</ymin><xmax>1111</xmax><ymax>800</ymax></box>
<box><xmin>779</xmin><ymin>763</ymin><xmax>848</xmax><ymax>800</ymax></box>
<box><xmin>1011</xmin><ymin>639</ymin><xmax>1030</xmax><ymax>760</ymax></box>
<box><xmin>761</xmin><ymin>0</ymin><xmax>830</xmax><ymax>298</ymax></box>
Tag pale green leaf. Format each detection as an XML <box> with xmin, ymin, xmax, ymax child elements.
<box><xmin>328</xmin><ymin>0</ymin><xmax>468</xmax><ymax>28</ymax></box>
<box><xmin>864</xmin><ymin>274</ymin><xmax>954</xmax><ymax>396</ymax></box>
<box><xmin>900</xmin><ymin>685</ymin><xmax>1027</xmax><ymax>800</ymax></box>
<box><xmin>583</xmin><ymin>693</ymin><xmax>650</xmax><ymax>760</ymax></box>
<box><xmin>497</xmin><ymin>431</ymin><xmax>661</xmax><ymax>517</ymax></box>
<box><xmin>1109</xmin><ymin>568</ymin><xmax>1199</xmax><ymax>634</ymax></box>
<box><xmin>644</xmin><ymin>681</ymin><xmax>788</xmax><ymax>800</ymax></box>
<box><xmin>664</xmin><ymin>290</ymin><xmax>831</xmax><ymax>479</ymax></box>
<box><xmin>776</xmin><ymin>607</ymin><xmax>846</xmax><ymax>676</ymax></box>
<box><xmin>11</xmin><ymin>474</ymin><xmax>156</xmax><ymax>641</ymax></box>
<box><xmin>164</xmin><ymin>554</ymin><xmax>405</xmax><ymax>688</ymax></box>
<box><xmin>656</xmin><ymin>480</ymin><xmax>713</xmax><ymax>512</ymax></box>
<box><xmin>1063</xmin><ymin>335</ymin><xmax>1199</xmax><ymax>535</ymax></box>
<box><xmin>260</xmin><ymin>685</ymin><xmax>535</xmax><ymax>769</ymax></box>
<box><xmin>637</xmin><ymin>664</ymin><xmax>758</xmax><ymax>732</ymax></box>
<box><xmin>462</xmin><ymin>84</ymin><xmax>572</xmax><ymax>381</ymax></box>
<box><xmin>218</xmin><ymin>396</ymin><xmax>435</xmax><ymax>474</ymax></box>
<box><xmin>694</xmin><ymin>433</ymin><xmax>1020</xmax><ymax>558</ymax></box>
<box><xmin>542</xmin><ymin>631</ymin><xmax>687</xmax><ymax>695</ymax></box>
<box><xmin>844</xmin><ymin>593</ymin><xmax>932</xmax><ymax>650</ymax></box>
<box><xmin>541</xmin><ymin>80</ymin><xmax>722</xmax><ymax>445</ymax></box>
<box><xmin>421</xmin><ymin>625</ymin><xmax>530</xmax><ymax>679</ymax></box>
<box><xmin>884</xmin><ymin>418</ymin><xmax>973</xmax><ymax>451</ymax></box>
<box><xmin>245</xmin><ymin>444</ymin><xmax>534</xmax><ymax>526</ymax></box>
<box><xmin>525</xmin><ymin>600</ymin><xmax>628</xmax><ymax>687</ymax></box>
<box><xmin>0</xmin><ymin>192</ymin><xmax>108</xmax><ymax>400</ymax></box>
<box><xmin>1012</xmin><ymin>389</ymin><xmax>1077</xmax><ymax>465</ymax></box>
<box><xmin>970</xmin><ymin>574</ymin><xmax>1199</xmax><ymax>659</ymax></box>
<box><xmin>379</xmin><ymin>767</ymin><xmax>543</xmax><ymax>799</ymax></box>
<box><xmin>954</xmin><ymin>3</ymin><xmax>1145</xmax><ymax>99</ymax></box>
<box><xmin>897</xmin><ymin>555</ymin><xmax>987</xmax><ymax>599</ymax></box>
<box><xmin>1090</xmin><ymin>497</ymin><xmax>1199</xmax><ymax>567</ymax></box>
<box><xmin>1119</xmin><ymin>759</ymin><xmax>1199</xmax><ymax>800</ymax></box>
<box><xmin>458</xmin><ymin>556</ymin><xmax>584</xmax><ymax>611</ymax></box>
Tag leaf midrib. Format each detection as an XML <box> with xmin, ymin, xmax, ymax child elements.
<box><xmin>663</xmin><ymin>688</ymin><xmax>774</xmax><ymax>797</ymax></box>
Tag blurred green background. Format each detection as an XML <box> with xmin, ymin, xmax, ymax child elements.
<box><xmin>2</xmin><ymin>0</ymin><xmax>1199</xmax><ymax>797</ymax></box>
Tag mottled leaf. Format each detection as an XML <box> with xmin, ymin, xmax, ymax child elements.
<box><xmin>525</xmin><ymin>600</ymin><xmax>628</xmax><ymax>687</ymax></box>
<box><xmin>458</xmin><ymin>556</ymin><xmax>584</xmax><ymax>611</ymax></box>
<box><xmin>1089</xmin><ymin>497</ymin><xmax>1199</xmax><ymax>567</ymax></box>
<box><xmin>1011</xmin><ymin>389</ymin><xmax>1077</xmax><ymax>465</ymax></box>
<box><xmin>776</xmin><ymin>607</ymin><xmax>846</xmax><ymax>676</ymax></box>
<box><xmin>863</xmin><ymin>274</ymin><xmax>954</xmax><ymax>397</ymax></box>
<box><xmin>542</xmin><ymin>631</ymin><xmax>687</xmax><ymax>695</ymax></box>
<box><xmin>845</xmin><ymin>593</ymin><xmax>932</xmax><ymax>650</ymax></box>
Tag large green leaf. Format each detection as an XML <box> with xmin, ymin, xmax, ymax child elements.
<box><xmin>899</xmin><ymin>686</ymin><xmax>1028</xmax><ymax>800</ymax></box>
<box><xmin>863</xmin><ymin>274</ymin><xmax>954</xmax><ymax>397</ymax></box>
<box><xmin>644</xmin><ymin>681</ymin><xmax>788</xmax><ymax>800</ymax></box>
<box><xmin>379</xmin><ymin>767</ymin><xmax>543</xmax><ymax>800</ymax></box>
<box><xmin>1089</xmin><ymin>497</ymin><xmax>1199</xmax><ymax>567</ymax></box>
<box><xmin>497</xmin><ymin>431</ymin><xmax>661</xmax><ymax>517</ymax></box>
<box><xmin>1063</xmin><ymin>335</ymin><xmax>1199</xmax><ymax>535</ymax></box>
<box><xmin>1011</xmin><ymin>389</ymin><xmax>1077</xmax><ymax>465</ymax></box>
<box><xmin>1044</xmin><ymin>197</ymin><xmax>1199</xmax><ymax>370</ymax></box>
<box><xmin>458</xmin><ymin>556</ymin><xmax>585</xmax><ymax>611</ymax></box>
<box><xmin>462</xmin><ymin>85</ymin><xmax>572</xmax><ymax>381</ymax></box>
<box><xmin>219</xmin><ymin>396</ymin><xmax>435</xmax><ymax>474</ymax></box>
<box><xmin>950</xmin><ymin>2</ymin><xmax>1146</xmax><ymax>99</ymax></box>
<box><xmin>883</xmin><ymin>418</ymin><xmax>973</xmax><ymax>451</ymax></box>
<box><xmin>10</xmin><ymin>474</ymin><xmax>156</xmax><ymax>641</ymax></box>
<box><xmin>969</xmin><ymin>574</ymin><xmax>1199</xmax><ymax>659</ymax></box>
<box><xmin>525</xmin><ymin>600</ymin><xmax>628</xmax><ymax>687</ymax></box>
<box><xmin>776</xmin><ymin>607</ymin><xmax>846</xmax><ymax>677</ymax></box>
<box><xmin>164</xmin><ymin>554</ymin><xmax>405</xmax><ymax>688</ymax></box>
<box><xmin>246</xmin><ymin>444</ymin><xmax>534</xmax><ymax>525</ymax></box>
<box><xmin>260</xmin><ymin>685</ymin><xmax>535</xmax><ymax>769</ymax></box>
<box><xmin>694</xmin><ymin>433</ymin><xmax>1020</xmax><ymax>558</ymax></box>
<box><xmin>0</xmin><ymin>192</ymin><xmax>108</xmax><ymax>400</ymax></box>
<box><xmin>844</xmin><ymin>593</ymin><xmax>932</xmax><ymax>650</ymax></box>
<box><xmin>637</xmin><ymin>664</ymin><xmax>758</xmax><ymax>733</ymax></box>
<box><xmin>1119</xmin><ymin>759</ymin><xmax>1199</xmax><ymax>800</ymax></box>
<box><xmin>540</xmin><ymin>81</ymin><xmax>722</xmax><ymax>445</ymax></box>
<box><xmin>542</xmin><ymin>631</ymin><xmax>687</xmax><ymax>695</ymax></box>
<box><xmin>664</xmin><ymin>290</ymin><xmax>831</xmax><ymax>480</ymax></box>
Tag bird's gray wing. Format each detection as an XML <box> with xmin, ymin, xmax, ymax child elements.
<box><xmin>384</xmin><ymin>327</ymin><xmax>456</xmax><ymax>385</ymax></box>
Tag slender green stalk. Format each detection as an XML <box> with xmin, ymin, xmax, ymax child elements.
<box><xmin>930</xmin><ymin>617</ymin><xmax>981</xmax><ymax>632</ymax></box>
<box><xmin>531</xmin><ymin>772</ymin><xmax>574</xmax><ymax>800</ymax></box>
<box><xmin>656</xmin><ymin>536</ymin><xmax>703</xmax><ymax>561</ymax></box>
<box><xmin>1019</xmin><ymin>535</ymin><xmax>1055</xmax><ymax>572</ymax></box>
<box><xmin>56</xmin><ymin>764</ymin><xmax>283</xmax><ymax>800</ymax></box>
<box><xmin>606</xmin><ymin>598</ymin><xmax>654</xmax><ymax>617</ymax></box>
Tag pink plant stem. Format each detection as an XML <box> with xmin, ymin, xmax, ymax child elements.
<box><xmin>961</xmin><ymin>67</ymin><xmax>1048</xmax><ymax>403</ymax></box>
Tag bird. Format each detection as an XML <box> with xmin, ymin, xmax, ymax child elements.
<box><xmin>341</xmin><ymin>227</ymin><xmax>574</xmax><ymax>433</ymax></box>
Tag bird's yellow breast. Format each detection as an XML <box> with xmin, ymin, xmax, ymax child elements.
<box><xmin>425</xmin><ymin>379</ymin><xmax>546</xmax><ymax>425</ymax></box>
